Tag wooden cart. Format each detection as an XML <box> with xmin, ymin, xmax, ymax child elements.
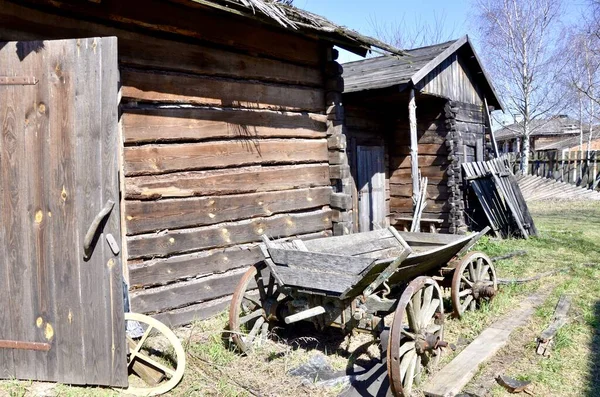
<box><xmin>229</xmin><ymin>226</ymin><xmax>496</xmax><ymax>396</ymax></box>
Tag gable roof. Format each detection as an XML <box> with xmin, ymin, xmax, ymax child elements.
<box><xmin>495</xmin><ymin>116</ymin><xmax>588</xmax><ymax>141</ymax></box>
<box><xmin>342</xmin><ymin>35</ymin><xmax>502</xmax><ymax>109</ymax></box>
<box><xmin>182</xmin><ymin>0</ymin><xmax>406</xmax><ymax>56</ymax></box>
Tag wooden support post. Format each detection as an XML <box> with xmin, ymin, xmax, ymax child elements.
<box><xmin>484</xmin><ymin>97</ymin><xmax>499</xmax><ymax>158</ymax></box>
<box><xmin>409</xmin><ymin>88</ymin><xmax>419</xmax><ymax>204</ymax></box>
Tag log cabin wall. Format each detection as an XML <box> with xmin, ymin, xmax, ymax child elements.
<box><xmin>0</xmin><ymin>0</ymin><xmax>334</xmax><ymax>326</ymax></box>
<box><xmin>388</xmin><ymin>96</ymin><xmax>452</xmax><ymax>233</ymax></box>
<box><xmin>344</xmin><ymin>105</ymin><xmax>392</xmax><ymax>232</ymax></box>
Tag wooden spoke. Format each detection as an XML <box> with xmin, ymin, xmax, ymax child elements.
<box><xmin>122</xmin><ymin>312</ymin><xmax>186</xmax><ymax>397</ymax></box>
<box><xmin>459</xmin><ymin>288</ymin><xmax>473</xmax><ymax>297</ymax></box>
<box><xmin>422</xmin><ymin>285</ymin><xmax>433</xmax><ymax>311</ymax></box>
<box><xmin>238</xmin><ymin>309</ymin><xmax>263</xmax><ymax>325</ymax></box>
<box><xmin>403</xmin><ymin>351</ymin><xmax>418</xmax><ymax>395</ymax></box>
<box><xmin>420</xmin><ymin>298</ymin><xmax>440</xmax><ymax>328</ymax></box>
<box><xmin>406</xmin><ymin>300</ymin><xmax>419</xmax><ymax>332</ymax></box>
<box><xmin>397</xmin><ymin>341</ymin><xmax>415</xmax><ymax>359</ymax></box>
<box><xmin>400</xmin><ymin>349</ymin><xmax>416</xmax><ymax>382</ymax></box>
<box><xmin>414</xmin><ymin>355</ymin><xmax>422</xmax><ymax>386</ymax></box>
<box><xmin>134</xmin><ymin>352</ymin><xmax>176</xmax><ymax>377</ymax></box>
<box><xmin>245</xmin><ymin>316</ymin><xmax>265</xmax><ymax>345</ymax></box>
<box><xmin>412</xmin><ymin>287</ymin><xmax>422</xmax><ymax>315</ymax></box>
<box><xmin>452</xmin><ymin>252</ymin><xmax>498</xmax><ymax>318</ymax></box>
<box><xmin>229</xmin><ymin>265</ymin><xmax>283</xmax><ymax>353</ymax></box>
<box><xmin>461</xmin><ymin>275</ymin><xmax>474</xmax><ymax>287</ymax></box>
<box><xmin>468</xmin><ymin>262</ymin><xmax>476</xmax><ymax>281</ymax></box>
<box><xmin>128</xmin><ymin>325</ymin><xmax>153</xmax><ymax>367</ymax></box>
<box><xmin>461</xmin><ymin>295</ymin><xmax>474</xmax><ymax>312</ymax></box>
<box><xmin>389</xmin><ymin>277</ymin><xmax>445</xmax><ymax>397</ymax></box>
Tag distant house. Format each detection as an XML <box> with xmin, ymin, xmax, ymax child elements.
<box><xmin>341</xmin><ymin>36</ymin><xmax>503</xmax><ymax>234</ymax></box>
<box><xmin>495</xmin><ymin>115</ymin><xmax>588</xmax><ymax>154</ymax></box>
<box><xmin>536</xmin><ymin>131</ymin><xmax>600</xmax><ymax>153</ymax></box>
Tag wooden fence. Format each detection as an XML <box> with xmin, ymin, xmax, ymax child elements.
<box><xmin>506</xmin><ymin>151</ymin><xmax>600</xmax><ymax>191</ymax></box>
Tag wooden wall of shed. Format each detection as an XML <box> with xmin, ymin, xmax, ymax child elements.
<box><xmin>344</xmin><ymin>105</ymin><xmax>392</xmax><ymax>231</ymax></box>
<box><xmin>388</xmin><ymin>97</ymin><xmax>452</xmax><ymax>232</ymax></box>
<box><xmin>0</xmin><ymin>0</ymin><xmax>333</xmax><ymax>326</ymax></box>
<box><xmin>416</xmin><ymin>53</ymin><xmax>484</xmax><ymax>107</ymax></box>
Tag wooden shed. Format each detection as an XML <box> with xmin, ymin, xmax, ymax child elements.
<box><xmin>0</xmin><ymin>0</ymin><xmax>404</xmax><ymax>336</ymax></box>
<box><xmin>338</xmin><ymin>36</ymin><xmax>503</xmax><ymax>235</ymax></box>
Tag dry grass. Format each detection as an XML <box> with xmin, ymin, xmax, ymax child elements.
<box><xmin>1</xmin><ymin>200</ymin><xmax>599</xmax><ymax>397</ymax></box>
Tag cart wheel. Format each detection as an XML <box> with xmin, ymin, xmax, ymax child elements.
<box><xmin>451</xmin><ymin>251</ymin><xmax>498</xmax><ymax>318</ymax></box>
<box><xmin>229</xmin><ymin>264</ymin><xmax>281</xmax><ymax>353</ymax></box>
<box><xmin>123</xmin><ymin>312</ymin><xmax>186</xmax><ymax>397</ymax></box>
<box><xmin>388</xmin><ymin>277</ymin><xmax>446</xmax><ymax>397</ymax></box>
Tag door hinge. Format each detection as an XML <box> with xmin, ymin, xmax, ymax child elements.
<box><xmin>0</xmin><ymin>76</ymin><xmax>38</xmax><ymax>85</ymax></box>
<box><xmin>0</xmin><ymin>339</ymin><xmax>51</xmax><ymax>351</ymax></box>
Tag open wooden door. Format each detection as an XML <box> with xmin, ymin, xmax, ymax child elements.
<box><xmin>0</xmin><ymin>38</ymin><xmax>127</xmax><ymax>386</ymax></box>
<box><xmin>356</xmin><ymin>146</ymin><xmax>386</xmax><ymax>232</ymax></box>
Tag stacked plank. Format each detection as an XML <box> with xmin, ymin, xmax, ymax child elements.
<box><xmin>462</xmin><ymin>157</ymin><xmax>537</xmax><ymax>239</ymax></box>
<box><xmin>517</xmin><ymin>175</ymin><xmax>600</xmax><ymax>201</ymax></box>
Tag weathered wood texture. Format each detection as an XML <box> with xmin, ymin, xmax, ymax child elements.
<box><xmin>0</xmin><ymin>0</ymin><xmax>336</xmax><ymax>324</ymax></box>
<box><xmin>0</xmin><ymin>38</ymin><xmax>127</xmax><ymax>386</ymax></box>
<box><xmin>416</xmin><ymin>53</ymin><xmax>484</xmax><ymax>106</ymax></box>
<box><xmin>389</xmin><ymin>100</ymin><xmax>451</xmax><ymax>231</ymax></box>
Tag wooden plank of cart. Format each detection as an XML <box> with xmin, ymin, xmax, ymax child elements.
<box><xmin>228</xmin><ymin>226</ymin><xmax>496</xmax><ymax>397</ymax></box>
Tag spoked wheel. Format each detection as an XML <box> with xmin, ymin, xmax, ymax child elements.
<box><xmin>388</xmin><ymin>277</ymin><xmax>446</xmax><ymax>397</ymax></box>
<box><xmin>229</xmin><ymin>264</ymin><xmax>282</xmax><ymax>354</ymax></box>
<box><xmin>123</xmin><ymin>312</ymin><xmax>186</xmax><ymax>396</ymax></box>
<box><xmin>451</xmin><ymin>251</ymin><xmax>498</xmax><ymax>318</ymax></box>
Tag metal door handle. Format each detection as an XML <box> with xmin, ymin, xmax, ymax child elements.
<box><xmin>83</xmin><ymin>199</ymin><xmax>115</xmax><ymax>259</ymax></box>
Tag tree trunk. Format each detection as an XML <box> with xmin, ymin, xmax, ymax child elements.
<box><xmin>522</xmin><ymin>136</ymin><xmax>530</xmax><ymax>174</ymax></box>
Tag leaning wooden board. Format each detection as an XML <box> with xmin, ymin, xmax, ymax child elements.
<box><xmin>0</xmin><ymin>38</ymin><xmax>127</xmax><ymax>386</ymax></box>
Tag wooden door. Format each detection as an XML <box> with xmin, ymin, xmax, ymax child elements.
<box><xmin>0</xmin><ymin>38</ymin><xmax>127</xmax><ymax>386</ymax></box>
<box><xmin>357</xmin><ymin>146</ymin><xmax>386</xmax><ymax>232</ymax></box>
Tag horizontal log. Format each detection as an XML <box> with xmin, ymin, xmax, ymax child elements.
<box><xmin>329</xmin><ymin>164</ymin><xmax>350</xmax><ymax>180</ymax></box>
<box><xmin>124</xmin><ymin>139</ymin><xmax>328</xmax><ymax>176</ymax></box>
<box><xmin>330</xmin><ymin>193</ymin><xmax>352</xmax><ymax>210</ymax></box>
<box><xmin>390</xmin><ymin>184</ymin><xmax>449</xmax><ymax>199</ymax></box>
<box><xmin>392</xmin><ymin>144</ymin><xmax>448</xmax><ymax>156</ymax></box>
<box><xmin>121</xmin><ymin>68</ymin><xmax>325</xmax><ymax>112</ymax></box>
<box><xmin>125</xmin><ymin>164</ymin><xmax>330</xmax><ymax>199</ymax></box>
<box><xmin>329</xmin><ymin>151</ymin><xmax>348</xmax><ymax>165</ymax></box>
<box><xmin>130</xmin><ymin>268</ymin><xmax>247</xmax><ymax>314</ymax></box>
<box><xmin>125</xmin><ymin>187</ymin><xmax>331</xmax><ymax>234</ymax></box>
<box><xmin>153</xmin><ymin>296</ymin><xmax>231</xmax><ymax>327</ymax></box>
<box><xmin>394</xmin><ymin>129</ymin><xmax>448</xmax><ymax>145</ymax></box>
<box><xmin>451</xmin><ymin>102</ymin><xmax>485</xmax><ymax>123</ymax></box>
<box><xmin>391</xmin><ymin>155</ymin><xmax>449</xmax><ymax>169</ymax></box>
<box><xmin>327</xmin><ymin>134</ymin><xmax>347</xmax><ymax>150</ymax></box>
<box><xmin>128</xmin><ymin>245</ymin><xmax>262</xmax><ymax>288</ymax></box>
<box><xmin>390</xmin><ymin>198</ymin><xmax>451</xmax><ymax>211</ymax></box>
<box><xmin>390</xmin><ymin>166</ymin><xmax>449</xmax><ymax>182</ymax></box>
<box><xmin>6</xmin><ymin>0</ymin><xmax>323</xmax><ymax>67</ymax></box>
<box><xmin>127</xmin><ymin>209</ymin><xmax>332</xmax><ymax>259</ymax></box>
<box><xmin>122</xmin><ymin>108</ymin><xmax>326</xmax><ymax>144</ymax></box>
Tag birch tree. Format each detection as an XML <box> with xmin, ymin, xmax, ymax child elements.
<box><xmin>473</xmin><ymin>0</ymin><xmax>565</xmax><ymax>172</ymax></box>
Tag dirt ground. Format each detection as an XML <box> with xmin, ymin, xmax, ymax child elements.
<box><xmin>1</xmin><ymin>200</ymin><xmax>599</xmax><ymax>397</ymax></box>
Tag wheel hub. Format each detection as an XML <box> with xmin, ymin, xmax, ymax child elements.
<box><xmin>472</xmin><ymin>281</ymin><xmax>497</xmax><ymax>300</ymax></box>
<box><xmin>415</xmin><ymin>332</ymin><xmax>448</xmax><ymax>355</ymax></box>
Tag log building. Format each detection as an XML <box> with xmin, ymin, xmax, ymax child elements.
<box><xmin>341</xmin><ymin>37</ymin><xmax>503</xmax><ymax>234</ymax></box>
<box><xmin>0</xmin><ymin>0</ymin><xmax>403</xmax><ymax>326</ymax></box>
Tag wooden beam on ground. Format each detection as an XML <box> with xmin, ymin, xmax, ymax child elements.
<box><xmin>536</xmin><ymin>295</ymin><xmax>571</xmax><ymax>356</ymax></box>
<box><xmin>408</xmin><ymin>88</ymin><xmax>419</xmax><ymax>204</ymax></box>
<box><xmin>423</xmin><ymin>292</ymin><xmax>548</xmax><ymax>397</ymax></box>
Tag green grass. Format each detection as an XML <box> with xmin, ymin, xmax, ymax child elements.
<box><xmin>1</xmin><ymin>201</ymin><xmax>599</xmax><ymax>396</ymax></box>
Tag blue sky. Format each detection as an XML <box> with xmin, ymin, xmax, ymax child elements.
<box><xmin>296</xmin><ymin>0</ymin><xmax>587</xmax><ymax>63</ymax></box>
